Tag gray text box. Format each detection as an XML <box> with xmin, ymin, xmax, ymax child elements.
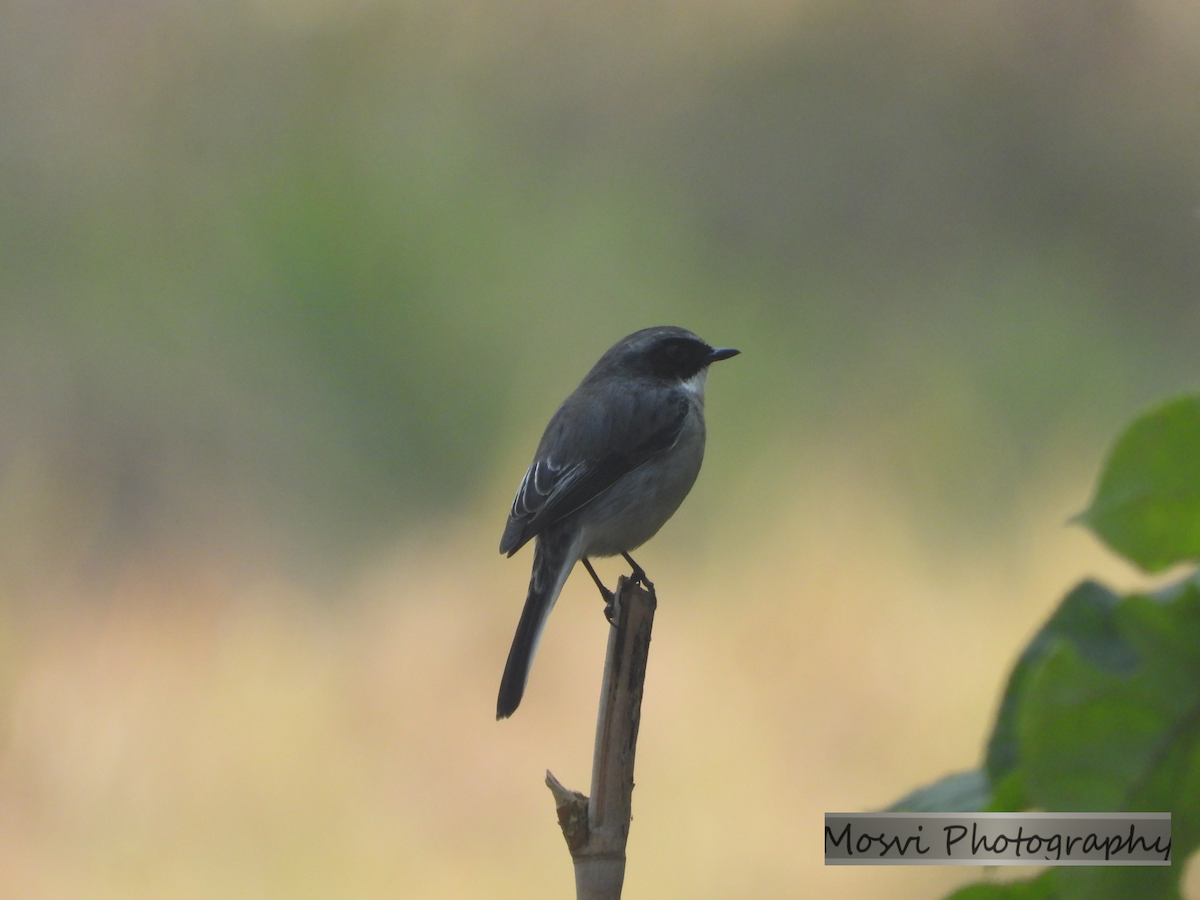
<box><xmin>825</xmin><ymin>812</ymin><xmax>1171</xmax><ymax>865</ymax></box>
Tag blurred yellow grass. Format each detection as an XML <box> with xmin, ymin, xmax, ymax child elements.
<box><xmin>2</xmin><ymin>441</ymin><xmax>1187</xmax><ymax>900</ymax></box>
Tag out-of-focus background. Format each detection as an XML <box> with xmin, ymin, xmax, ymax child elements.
<box><xmin>0</xmin><ymin>0</ymin><xmax>1198</xmax><ymax>897</ymax></box>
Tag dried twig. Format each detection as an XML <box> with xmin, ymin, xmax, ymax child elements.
<box><xmin>546</xmin><ymin>576</ymin><xmax>657</xmax><ymax>900</ymax></box>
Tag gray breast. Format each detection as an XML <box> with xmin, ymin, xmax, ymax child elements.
<box><xmin>577</xmin><ymin>402</ymin><xmax>706</xmax><ymax>558</ymax></box>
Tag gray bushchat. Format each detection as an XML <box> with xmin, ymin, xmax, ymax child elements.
<box><xmin>496</xmin><ymin>326</ymin><xmax>739</xmax><ymax>719</ymax></box>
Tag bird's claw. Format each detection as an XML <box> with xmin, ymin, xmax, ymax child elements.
<box><xmin>582</xmin><ymin>557</ymin><xmax>618</xmax><ymax>623</ymax></box>
<box><xmin>621</xmin><ymin>552</ymin><xmax>653</xmax><ymax>591</ymax></box>
<box><xmin>630</xmin><ymin>566</ymin><xmax>653</xmax><ymax>590</ymax></box>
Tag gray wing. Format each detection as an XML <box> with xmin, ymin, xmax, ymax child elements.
<box><xmin>499</xmin><ymin>385</ymin><xmax>689</xmax><ymax>556</ymax></box>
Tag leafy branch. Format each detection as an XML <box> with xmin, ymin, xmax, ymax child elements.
<box><xmin>890</xmin><ymin>395</ymin><xmax>1200</xmax><ymax>900</ymax></box>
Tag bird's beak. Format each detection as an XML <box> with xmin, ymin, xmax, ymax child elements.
<box><xmin>708</xmin><ymin>347</ymin><xmax>740</xmax><ymax>363</ymax></box>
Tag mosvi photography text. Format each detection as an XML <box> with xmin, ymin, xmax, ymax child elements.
<box><xmin>824</xmin><ymin>812</ymin><xmax>1171</xmax><ymax>865</ymax></box>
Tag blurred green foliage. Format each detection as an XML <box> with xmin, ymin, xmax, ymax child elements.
<box><xmin>1</xmin><ymin>0</ymin><xmax>1199</xmax><ymax>575</ymax></box>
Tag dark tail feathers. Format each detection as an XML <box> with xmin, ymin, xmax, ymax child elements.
<box><xmin>496</xmin><ymin>530</ymin><xmax>576</xmax><ymax>719</ymax></box>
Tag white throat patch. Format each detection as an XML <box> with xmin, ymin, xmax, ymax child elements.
<box><xmin>681</xmin><ymin>368</ymin><xmax>708</xmax><ymax>399</ymax></box>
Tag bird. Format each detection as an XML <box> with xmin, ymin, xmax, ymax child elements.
<box><xmin>496</xmin><ymin>326</ymin><xmax>739</xmax><ymax>719</ymax></box>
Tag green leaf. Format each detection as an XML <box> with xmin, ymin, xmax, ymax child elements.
<box><xmin>1003</xmin><ymin>584</ymin><xmax>1200</xmax><ymax>900</ymax></box>
<box><xmin>985</xmin><ymin>580</ymin><xmax>1136</xmax><ymax>786</ymax></box>
<box><xmin>1051</xmin><ymin>865</ymin><xmax>1181</xmax><ymax>900</ymax></box>
<box><xmin>941</xmin><ymin>859</ymin><xmax>1184</xmax><ymax>900</ymax></box>
<box><xmin>887</xmin><ymin>769</ymin><xmax>991</xmax><ymax>812</ymax></box>
<box><xmin>942</xmin><ymin>870</ymin><xmax>1057</xmax><ymax>900</ymax></box>
<box><xmin>983</xmin><ymin>770</ymin><xmax>1029</xmax><ymax>812</ymax></box>
<box><xmin>943</xmin><ymin>581</ymin><xmax>1199</xmax><ymax>900</ymax></box>
<box><xmin>1078</xmin><ymin>394</ymin><xmax>1200</xmax><ymax>572</ymax></box>
<box><xmin>1019</xmin><ymin>585</ymin><xmax>1200</xmax><ymax>818</ymax></box>
<box><xmin>942</xmin><ymin>867</ymin><xmax>1184</xmax><ymax>900</ymax></box>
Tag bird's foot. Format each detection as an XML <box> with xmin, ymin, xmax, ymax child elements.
<box><xmin>621</xmin><ymin>552</ymin><xmax>654</xmax><ymax>591</ymax></box>
<box><xmin>582</xmin><ymin>557</ymin><xmax>618</xmax><ymax>624</ymax></box>
<box><xmin>602</xmin><ymin>590</ymin><xmax>617</xmax><ymax>624</ymax></box>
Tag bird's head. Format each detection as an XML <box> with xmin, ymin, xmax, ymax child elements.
<box><xmin>594</xmin><ymin>326</ymin><xmax>739</xmax><ymax>384</ymax></box>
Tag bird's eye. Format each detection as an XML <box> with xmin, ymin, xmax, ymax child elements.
<box><xmin>664</xmin><ymin>343</ymin><xmax>685</xmax><ymax>361</ymax></box>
